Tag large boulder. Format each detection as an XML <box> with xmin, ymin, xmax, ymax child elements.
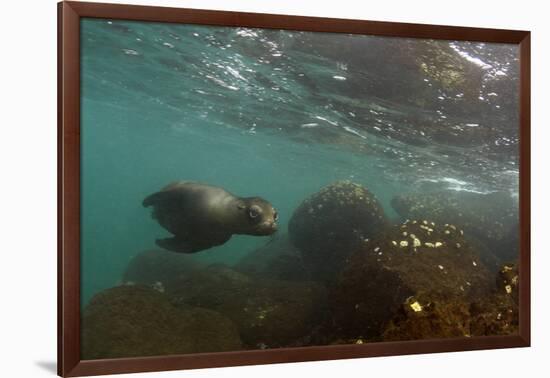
<box><xmin>391</xmin><ymin>191</ymin><xmax>519</xmax><ymax>267</ymax></box>
<box><xmin>168</xmin><ymin>264</ymin><xmax>327</xmax><ymax>348</ymax></box>
<box><xmin>235</xmin><ymin>233</ymin><xmax>310</xmax><ymax>281</ymax></box>
<box><xmin>468</xmin><ymin>262</ymin><xmax>520</xmax><ymax>336</ymax></box>
<box><xmin>81</xmin><ymin>285</ymin><xmax>242</xmax><ymax>359</ymax></box>
<box><xmin>122</xmin><ymin>249</ymin><xmax>201</xmax><ymax>289</ymax></box>
<box><xmin>381</xmin><ymin>298</ymin><xmax>472</xmax><ymax>341</ymax></box>
<box><xmin>329</xmin><ymin>219</ymin><xmax>493</xmax><ymax>340</ymax></box>
<box><xmin>382</xmin><ymin>263</ymin><xmax>520</xmax><ymax>341</ymax></box>
<box><xmin>288</xmin><ymin>180</ymin><xmax>388</xmax><ymax>282</ymax></box>
<box><xmin>469</xmin><ymin>296</ymin><xmax>518</xmax><ymax>337</ymax></box>
<box><xmin>495</xmin><ymin>262</ymin><xmax>519</xmax><ymax>302</ymax></box>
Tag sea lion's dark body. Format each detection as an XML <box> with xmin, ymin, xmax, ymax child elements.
<box><xmin>143</xmin><ymin>181</ymin><xmax>278</xmax><ymax>253</ymax></box>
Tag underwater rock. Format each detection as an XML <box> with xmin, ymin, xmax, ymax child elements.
<box><xmin>469</xmin><ymin>295</ymin><xmax>518</xmax><ymax>336</ymax></box>
<box><xmin>495</xmin><ymin>262</ymin><xmax>520</xmax><ymax>302</ymax></box>
<box><xmin>122</xmin><ymin>249</ymin><xmax>201</xmax><ymax>289</ymax></box>
<box><xmin>168</xmin><ymin>264</ymin><xmax>252</xmax><ymax>306</ymax></box>
<box><xmin>468</xmin><ymin>263</ymin><xmax>519</xmax><ymax>336</ymax></box>
<box><xmin>81</xmin><ymin>285</ymin><xmax>242</xmax><ymax>359</ymax></box>
<box><xmin>377</xmin><ymin>261</ymin><xmax>519</xmax><ymax>341</ymax></box>
<box><xmin>168</xmin><ymin>264</ymin><xmax>327</xmax><ymax>348</ymax></box>
<box><xmin>235</xmin><ymin>233</ymin><xmax>310</xmax><ymax>281</ymax></box>
<box><xmin>381</xmin><ymin>292</ymin><xmax>519</xmax><ymax>341</ymax></box>
<box><xmin>391</xmin><ymin>191</ymin><xmax>519</xmax><ymax>267</ymax></box>
<box><xmin>329</xmin><ymin>219</ymin><xmax>493</xmax><ymax>340</ymax></box>
<box><xmin>383</xmin><ymin>262</ymin><xmax>520</xmax><ymax>341</ymax></box>
<box><xmin>381</xmin><ymin>297</ymin><xmax>472</xmax><ymax>341</ymax></box>
<box><xmin>288</xmin><ymin>180</ymin><xmax>388</xmax><ymax>282</ymax></box>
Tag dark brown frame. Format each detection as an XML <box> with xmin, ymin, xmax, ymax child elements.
<box><xmin>58</xmin><ymin>1</ymin><xmax>531</xmax><ymax>376</ymax></box>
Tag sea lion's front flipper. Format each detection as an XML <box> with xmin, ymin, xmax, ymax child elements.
<box><xmin>156</xmin><ymin>233</ymin><xmax>232</xmax><ymax>254</ymax></box>
<box><xmin>155</xmin><ymin>237</ymin><xmax>198</xmax><ymax>254</ymax></box>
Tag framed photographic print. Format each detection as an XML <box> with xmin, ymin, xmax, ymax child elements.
<box><xmin>58</xmin><ymin>1</ymin><xmax>530</xmax><ymax>376</ymax></box>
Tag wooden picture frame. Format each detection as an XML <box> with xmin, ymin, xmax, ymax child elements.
<box><xmin>58</xmin><ymin>1</ymin><xmax>531</xmax><ymax>376</ymax></box>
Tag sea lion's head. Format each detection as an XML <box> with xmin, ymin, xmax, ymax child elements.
<box><xmin>237</xmin><ymin>197</ymin><xmax>278</xmax><ymax>236</ymax></box>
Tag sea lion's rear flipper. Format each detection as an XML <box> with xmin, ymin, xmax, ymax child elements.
<box><xmin>143</xmin><ymin>190</ymin><xmax>181</xmax><ymax>208</ymax></box>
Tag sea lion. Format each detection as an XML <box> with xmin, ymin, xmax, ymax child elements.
<box><xmin>143</xmin><ymin>181</ymin><xmax>278</xmax><ymax>253</ymax></box>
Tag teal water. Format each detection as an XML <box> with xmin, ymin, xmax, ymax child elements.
<box><xmin>80</xmin><ymin>19</ymin><xmax>519</xmax><ymax>307</ymax></box>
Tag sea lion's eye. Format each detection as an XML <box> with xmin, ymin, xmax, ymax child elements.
<box><xmin>248</xmin><ymin>207</ymin><xmax>260</xmax><ymax>219</ymax></box>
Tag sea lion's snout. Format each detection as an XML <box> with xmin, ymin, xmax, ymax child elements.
<box><xmin>253</xmin><ymin>206</ymin><xmax>279</xmax><ymax>235</ymax></box>
<box><xmin>264</xmin><ymin>219</ymin><xmax>278</xmax><ymax>233</ymax></box>
<box><xmin>256</xmin><ymin>220</ymin><xmax>278</xmax><ymax>235</ymax></box>
<box><xmin>268</xmin><ymin>209</ymin><xmax>279</xmax><ymax>231</ymax></box>
<box><xmin>254</xmin><ymin>210</ymin><xmax>278</xmax><ymax>235</ymax></box>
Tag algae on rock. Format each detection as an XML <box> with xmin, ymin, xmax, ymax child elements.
<box><xmin>329</xmin><ymin>219</ymin><xmax>493</xmax><ymax>340</ymax></box>
<box><xmin>81</xmin><ymin>285</ymin><xmax>242</xmax><ymax>359</ymax></box>
<box><xmin>288</xmin><ymin>180</ymin><xmax>388</xmax><ymax>282</ymax></box>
